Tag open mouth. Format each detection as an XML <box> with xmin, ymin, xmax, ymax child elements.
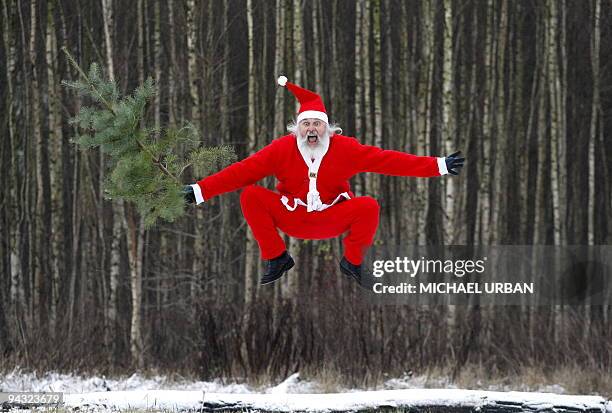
<box><xmin>307</xmin><ymin>134</ymin><xmax>318</xmax><ymax>144</ymax></box>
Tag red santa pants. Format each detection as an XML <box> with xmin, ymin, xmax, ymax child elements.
<box><xmin>240</xmin><ymin>185</ymin><xmax>380</xmax><ymax>265</ymax></box>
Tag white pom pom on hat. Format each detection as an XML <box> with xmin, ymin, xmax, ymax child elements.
<box><xmin>277</xmin><ymin>75</ymin><xmax>288</xmax><ymax>87</ymax></box>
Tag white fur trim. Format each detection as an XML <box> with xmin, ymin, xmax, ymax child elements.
<box><xmin>281</xmin><ymin>192</ymin><xmax>351</xmax><ymax>213</ymax></box>
<box><xmin>191</xmin><ymin>183</ymin><xmax>205</xmax><ymax>204</ymax></box>
<box><xmin>437</xmin><ymin>157</ymin><xmax>448</xmax><ymax>175</ymax></box>
<box><xmin>277</xmin><ymin>75</ymin><xmax>288</xmax><ymax>86</ymax></box>
<box><xmin>297</xmin><ymin>110</ymin><xmax>328</xmax><ymax>124</ymax></box>
<box><xmin>281</xmin><ymin>195</ymin><xmax>300</xmax><ymax>211</ymax></box>
<box><xmin>294</xmin><ymin>135</ymin><xmax>332</xmax><ymax>212</ymax></box>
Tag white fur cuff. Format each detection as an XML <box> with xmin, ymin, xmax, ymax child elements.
<box><xmin>437</xmin><ymin>157</ymin><xmax>448</xmax><ymax>175</ymax></box>
<box><xmin>191</xmin><ymin>183</ymin><xmax>205</xmax><ymax>204</ymax></box>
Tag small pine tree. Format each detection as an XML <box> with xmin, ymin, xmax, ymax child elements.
<box><xmin>61</xmin><ymin>48</ymin><xmax>236</xmax><ymax>227</ymax></box>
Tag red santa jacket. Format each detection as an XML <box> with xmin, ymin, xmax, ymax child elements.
<box><xmin>196</xmin><ymin>134</ymin><xmax>442</xmax><ymax>208</ymax></box>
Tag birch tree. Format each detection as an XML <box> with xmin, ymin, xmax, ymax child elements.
<box><xmin>45</xmin><ymin>0</ymin><xmax>64</xmax><ymax>336</ymax></box>
<box><xmin>442</xmin><ymin>0</ymin><xmax>456</xmax><ymax>239</ymax></box>
<box><xmin>2</xmin><ymin>0</ymin><xmax>23</xmax><ymax>320</ymax></box>
<box><xmin>589</xmin><ymin>0</ymin><xmax>601</xmax><ymax>245</ymax></box>
<box><xmin>244</xmin><ymin>0</ymin><xmax>257</xmax><ymax>305</ymax></box>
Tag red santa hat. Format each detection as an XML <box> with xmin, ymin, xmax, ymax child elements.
<box><xmin>277</xmin><ymin>75</ymin><xmax>328</xmax><ymax>124</ymax></box>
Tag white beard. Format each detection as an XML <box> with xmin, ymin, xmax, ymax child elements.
<box><xmin>297</xmin><ymin>130</ymin><xmax>330</xmax><ymax>160</ymax></box>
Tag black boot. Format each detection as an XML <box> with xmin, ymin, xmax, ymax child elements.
<box><xmin>339</xmin><ymin>257</ymin><xmax>362</xmax><ymax>285</ymax></box>
<box><xmin>261</xmin><ymin>251</ymin><xmax>295</xmax><ymax>285</ymax></box>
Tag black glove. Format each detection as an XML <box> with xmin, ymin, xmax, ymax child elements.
<box><xmin>445</xmin><ymin>151</ymin><xmax>465</xmax><ymax>176</ymax></box>
<box><xmin>183</xmin><ymin>185</ymin><xmax>196</xmax><ymax>204</ymax></box>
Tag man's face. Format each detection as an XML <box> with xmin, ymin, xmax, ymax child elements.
<box><xmin>298</xmin><ymin>118</ymin><xmax>327</xmax><ymax>147</ymax></box>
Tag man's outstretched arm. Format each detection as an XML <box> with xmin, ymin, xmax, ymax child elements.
<box><xmin>353</xmin><ymin>141</ymin><xmax>464</xmax><ymax>177</ymax></box>
<box><xmin>184</xmin><ymin>140</ymin><xmax>279</xmax><ymax>205</ymax></box>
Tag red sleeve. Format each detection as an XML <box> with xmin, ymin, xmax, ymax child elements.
<box><xmin>352</xmin><ymin>141</ymin><xmax>441</xmax><ymax>177</ymax></box>
<box><xmin>197</xmin><ymin>140</ymin><xmax>279</xmax><ymax>200</ymax></box>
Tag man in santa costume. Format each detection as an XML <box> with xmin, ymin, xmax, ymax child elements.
<box><xmin>184</xmin><ymin>76</ymin><xmax>464</xmax><ymax>286</ymax></box>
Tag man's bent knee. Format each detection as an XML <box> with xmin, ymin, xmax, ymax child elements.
<box><xmin>240</xmin><ymin>185</ymin><xmax>262</xmax><ymax>205</ymax></box>
<box><xmin>355</xmin><ymin>196</ymin><xmax>380</xmax><ymax>215</ymax></box>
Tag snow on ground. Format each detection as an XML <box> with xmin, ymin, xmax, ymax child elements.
<box><xmin>381</xmin><ymin>371</ymin><xmax>569</xmax><ymax>394</ymax></box>
<box><xmin>1</xmin><ymin>368</ymin><xmax>610</xmax><ymax>412</ymax></box>
<box><xmin>0</xmin><ymin>368</ymin><xmax>570</xmax><ymax>395</ymax></box>
<box><xmin>0</xmin><ymin>368</ymin><xmax>253</xmax><ymax>394</ymax></box>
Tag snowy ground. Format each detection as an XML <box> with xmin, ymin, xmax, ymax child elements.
<box><xmin>1</xmin><ymin>369</ymin><xmax>611</xmax><ymax>412</ymax></box>
<box><xmin>0</xmin><ymin>369</ymin><xmax>570</xmax><ymax>394</ymax></box>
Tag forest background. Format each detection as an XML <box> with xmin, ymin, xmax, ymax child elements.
<box><xmin>1</xmin><ymin>0</ymin><xmax>611</xmax><ymax>391</ymax></box>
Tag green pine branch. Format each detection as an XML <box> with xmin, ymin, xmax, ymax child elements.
<box><xmin>62</xmin><ymin>48</ymin><xmax>236</xmax><ymax>227</ymax></box>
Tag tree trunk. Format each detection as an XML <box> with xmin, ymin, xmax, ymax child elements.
<box><xmin>354</xmin><ymin>0</ymin><xmax>364</xmax><ymax>196</ymax></box>
<box><xmin>244</xmin><ymin>0</ymin><xmax>257</xmax><ymax>306</ymax></box>
<box><xmin>186</xmin><ymin>0</ymin><xmax>207</xmax><ymax>325</ymax></box>
<box><xmin>2</xmin><ymin>0</ymin><xmax>20</xmax><ymax>353</ymax></box>
<box><xmin>3</xmin><ymin>0</ymin><xmax>21</xmax><ymax>322</ymax></box>
<box><xmin>154</xmin><ymin>0</ymin><xmax>161</xmax><ymax>131</ymax></box>
<box><xmin>362</xmin><ymin>0</ymin><xmax>373</xmax><ymax>200</ymax></box>
<box><xmin>30</xmin><ymin>0</ymin><xmax>51</xmax><ymax>334</ymax></box>
<box><xmin>282</xmin><ymin>0</ymin><xmax>304</xmax><ymax>299</ymax></box>
<box><xmin>588</xmin><ymin>0</ymin><xmax>601</xmax><ymax>245</ymax></box>
<box><xmin>547</xmin><ymin>0</ymin><xmax>564</xmax><ymax>246</ymax></box>
<box><xmin>127</xmin><ymin>212</ymin><xmax>146</xmax><ymax>369</ymax></box>
<box><xmin>271</xmin><ymin>0</ymin><xmax>287</xmax><ymax>330</ymax></box>
<box><xmin>442</xmin><ymin>0</ymin><xmax>455</xmax><ymax>348</ymax></box>
<box><xmin>493</xmin><ymin>0</ymin><xmax>509</xmax><ymax>243</ymax></box>
<box><xmin>168</xmin><ymin>0</ymin><xmax>177</xmax><ymax>126</ymax></box>
<box><xmin>425</xmin><ymin>0</ymin><xmax>443</xmax><ymax>246</ymax></box>
<box><xmin>45</xmin><ymin>0</ymin><xmax>64</xmax><ymax>338</ymax></box>
<box><xmin>187</xmin><ymin>0</ymin><xmax>199</xmax><ymax>127</ymax></box>
<box><xmin>478</xmin><ymin>0</ymin><xmax>493</xmax><ymax>245</ymax></box>
<box><xmin>102</xmin><ymin>0</ymin><xmax>121</xmax><ymax>363</ymax></box>
<box><xmin>442</xmin><ymin>0</ymin><xmax>459</xmax><ymax>241</ymax></box>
